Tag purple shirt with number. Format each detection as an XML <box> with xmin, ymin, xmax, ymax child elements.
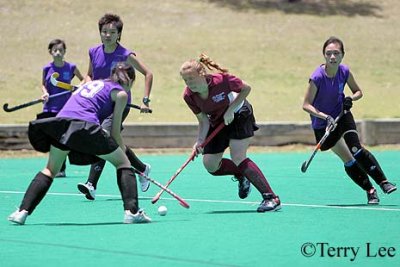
<box><xmin>309</xmin><ymin>64</ymin><xmax>350</xmax><ymax>129</ymax></box>
<box><xmin>42</xmin><ymin>62</ymin><xmax>76</xmax><ymax>113</ymax></box>
<box><xmin>183</xmin><ymin>73</ymin><xmax>244</xmax><ymax>127</ymax></box>
<box><xmin>57</xmin><ymin>80</ymin><xmax>129</xmax><ymax>125</ymax></box>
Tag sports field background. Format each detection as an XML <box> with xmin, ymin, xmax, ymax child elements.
<box><xmin>1</xmin><ymin>0</ymin><xmax>400</xmax><ymax>124</ymax></box>
<box><xmin>1</xmin><ymin>0</ymin><xmax>399</xmax><ymax>266</ymax></box>
<box><xmin>1</xmin><ymin>149</ymin><xmax>399</xmax><ymax>266</ymax></box>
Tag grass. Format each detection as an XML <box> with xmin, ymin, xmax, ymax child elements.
<box><xmin>0</xmin><ymin>0</ymin><xmax>399</xmax><ymax>125</ymax></box>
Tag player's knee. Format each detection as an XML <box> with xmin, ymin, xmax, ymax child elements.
<box><xmin>343</xmin><ymin>130</ymin><xmax>362</xmax><ymax>155</ymax></box>
<box><xmin>203</xmin><ymin>157</ymin><xmax>220</xmax><ymax>173</ymax></box>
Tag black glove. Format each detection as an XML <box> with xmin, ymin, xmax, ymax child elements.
<box><xmin>325</xmin><ymin>115</ymin><xmax>335</xmax><ymax>129</ymax></box>
<box><xmin>343</xmin><ymin>96</ymin><xmax>353</xmax><ymax>111</ymax></box>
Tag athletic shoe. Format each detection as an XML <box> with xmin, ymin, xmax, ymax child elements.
<box><xmin>138</xmin><ymin>164</ymin><xmax>151</xmax><ymax>192</ymax></box>
<box><xmin>55</xmin><ymin>171</ymin><xmax>66</xmax><ymax>178</ymax></box>
<box><xmin>379</xmin><ymin>181</ymin><xmax>397</xmax><ymax>194</ymax></box>
<box><xmin>235</xmin><ymin>176</ymin><xmax>251</xmax><ymax>199</ymax></box>
<box><xmin>8</xmin><ymin>209</ymin><xmax>28</xmax><ymax>225</ymax></box>
<box><xmin>77</xmin><ymin>182</ymin><xmax>96</xmax><ymax>200</ymax></box>
<box><xmin>124</xmin><ymin>209</ymin><xmax>152</xmax><ymax>224</ymax></box>
<box><xmin>257</xmin><ymin>193</ymin><xmax>281</xmax><ymax>212</ymax></box>
<box><xmin>367</xmin><ymin>188</ymin><xmax>379</xmax><ymax>205</ymax></box>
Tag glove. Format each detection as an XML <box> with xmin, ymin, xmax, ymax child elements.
<box><xmin>325</xmin><ymin>115</ymin><xmax>335</xmax><ymax>129</ymax></box>
<box><xmin>343</xmin><ymin>96</ymin><xmax>353</xmax><ymax>111</ymax></box>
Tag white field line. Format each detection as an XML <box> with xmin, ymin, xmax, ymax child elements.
<box><xmin>1</xmin><ymin>190</ymin><xmax>399</xmax><ymax>212</ymax></box>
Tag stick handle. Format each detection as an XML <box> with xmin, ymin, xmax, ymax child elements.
<box><xmin>151</xmin><ymin>122</ymin><xmax>225</xmax><ymax>204</ymax></box>
<box><xmin>2</xmin><ymin>90</ymin><xmax>72</xmax><ymax>113</ymax></box>
<box><xmin>301</xmin><ymin>111</ymin><xmax>345</xmax><ymax>173</ymax></box>
<box><xmin>127</xmin><ymin>103</ymin><xmax>153</xmax><ymax>113</ymax></box>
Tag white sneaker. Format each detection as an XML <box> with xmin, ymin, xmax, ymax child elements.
<box><xmin>8</xmin><ymin>209</ymin><xmax>28</xmax><ymax>225</ymax></box>
<box><xmin>124</xmin><ymin>209</ymin><xmax>152</xmax><ymax>224</ymax></box>
<box><xmin>77</xmin><ymin>182</ymin><xmax>96</xmax><ymax>200</ymax></box>
<box><xmin>138</xmin><ymin>164</ymin><xmax>151</xmax><ymax>192</ymax></box>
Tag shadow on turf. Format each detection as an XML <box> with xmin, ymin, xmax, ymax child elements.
<box><xmin>327</xmin><ymin>204</ymin><xmax>399</xmax><ymax>207</ymax></box>
<box><xmin>204</xmin><ymin>0</ymin><xmax>383</xmax><ymax>17</ymax></box>
<box><xmin>32</xmin><ymin>222</ymin><xmax>125</xmax><ymax>226</ymax></box>
<box><xmin>206</xmin><ymin>210</ymin><xmax>259</xmax><ymax>214</ymax></box>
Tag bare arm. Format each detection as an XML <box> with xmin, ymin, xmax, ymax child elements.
<box><xmin>193</xmin><ymin>112</ymin><xmax>210</xmax><ymax>155</ymax></box>
<box><xmin>73</xmin><ymin>67</ymin><xmax>85</xmax><ymax>82</ymax></box>
<box><xmin>41</xmin><ymin>70</ymin><xmax>49</xmax><ymax>101</ymax></box>
<box><xmin>346</xmin><ymin>71</ymin><xmax>363</xmax><ymax>101</ymax></box>
<box><xmin>110</xmin><ymin>90</ymin><xmax>128</xmax><ymax>150</ymax></box>
<box><xmin>83</xmin><ymin>61</ymin><xmax>94</xmax><ymax>84</ymax></box>
<box><xmin>127</xmin><ymin>53</ymin><xmax>153</xmax><ymax>110</ymax></box>
<box><xmin>302</xmin><ymin>81</ymin><xmax>330</xmax><ymax>120</ymax></box>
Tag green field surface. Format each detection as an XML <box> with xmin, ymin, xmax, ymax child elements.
<box><xmin>1</xmin><ymin>150</ymin><xmax>399</xmax><ymax>266</ymax></box>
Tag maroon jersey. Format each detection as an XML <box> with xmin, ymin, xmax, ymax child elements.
<box><xmin>183</xmin><ymin>73</ymin><xmax>244</xmax><ymax>127</ymax></box>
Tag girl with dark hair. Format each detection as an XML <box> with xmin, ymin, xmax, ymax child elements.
<box><xmin>38</xmin><ymin>38</ymin><xmax>84</xmax><ymax>177</ymax></box>
<box><xmin>302</xmin><ymin>36</ymin><xmax>396</xmax><ymax>204</ymax></box>
<box><xmin>77</xmin><ymin>13</ymin><xmax>154</xmax><ymax>200</ymax></box>
<box><xmin>8</xmin><ymin>62</ymin><xmax>151</xmax><ymax>225</ymax></box>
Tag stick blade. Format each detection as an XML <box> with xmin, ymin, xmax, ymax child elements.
<box><xmin>151</xmin><ymin>194</ymin><xmax>161</xmax><ymax>204</ymax></box>
<box><xmin>179</xmin><ymin>200</ymin><xmax>190</xmax><ymax>209</ymax></box>
<box><xmin>3</xmin><ymin>103</ymin><xmax>10</xmax><ymax>112</ymax></box>
<box><xmin>300</xmin><ymin>161</ymin><xmax>308</xmax><ymax>173</ymax></box>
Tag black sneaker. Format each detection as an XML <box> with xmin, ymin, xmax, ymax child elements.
<box><xmin>367</xmin><ymin>188</ymin><xmax>379</xmax><ymax>205</ymax></box>
<box><xmin>233</xmin><ymin>176</ymin><xmax>251</xmax><ymax>199</ymax></box>
<box><xmin>379</xmin><ymin>181</ymin><xmax>397</xmax><ymax>194</ymax></box>
<box><xmin>257</xmin><ymin>193</ymin><xmax>281</xmax><ymax>212</ymax></box>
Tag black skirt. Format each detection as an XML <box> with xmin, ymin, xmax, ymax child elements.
<box><xmin>28</xmin><ymin>117</ymin><xmax>119</xmax><ymax>165</ymax></box>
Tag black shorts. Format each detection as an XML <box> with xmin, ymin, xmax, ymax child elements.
<box><xmin>100</xmin><ymin>107</ymin><xmax>130</xmax><ymax>132</ymax></box>
<box><xmin>314</xmin><ymin>112</ymin><xmax>357</xmax><ymax>151</ymax></box>
<box><xmin>28</xmin><ymin>117</ymin><xmax>119</xmax><ymax>165</ymax></box>
<box><xmin>36</xmin><ymin>112</ymin><xmax>58</xmax><ymax>119</ymax></box>
<box><xmin>204</xmin><ymin>101</ymin><xmax>259</xmax><ymax>155</ymax></box>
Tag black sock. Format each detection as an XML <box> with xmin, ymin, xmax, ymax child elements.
<box><xmin>354</xmin><ymin>148</ymin><xmax>387</xmax><ymax>184</ymax></box>
<box><xmin>344</xmin><ymin>161</ymin><xmax>373</xmax><ymax>191</ymax></box>
<box><xmin>125</xmin><ymin>147</ymin><xmax>146</xmax><ymax>172</ymax></box>
<box><xmin>87</xmin><ymin>160</ymin><xmax>106</xmax><ymax>188</ymax></box>
<box><xmin>117</xmin><ymin>168</ymin><xmax>139</xmax><ymax>214</ymax></box>
<box><xmin>20</xmin><ymin>172</ymin><xmax>53</xmax><ymax>215</ymax></box>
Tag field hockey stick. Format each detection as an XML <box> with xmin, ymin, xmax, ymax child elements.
<box><xmin>151</xmin><ymin>122</ymin><xmax>225</xmax><ymax>204</ymax></box>
<box><xmin>3</xmin><ymin>90</ymin><xmax>72</xmax><ymax>112</ymax></box>
<box><xmin>51</xmin><ymin>73</ymin><xmax>152</xmax><ymax>113</ymax></box>
<box><xmin>133</xmin><ymin>169</ymin><xmax>190</xmax><ymax>208</ymax></box>
<box><xmin>300</xmin><ymin>111</ymin><xmax>345</xmax><ymax>173</ymax></box>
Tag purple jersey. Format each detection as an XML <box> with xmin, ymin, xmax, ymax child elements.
<box><xmin>42</xmin><ymin>62</ymin><xmax>76</xmax><ymax>113</ymax></box>
<box><xmin>183</xmin><ymin>73</ymin><xmax>244</xmax><ymax>127</ymax></box>
<box><xmin>89</xmin><ymin>44</ymin><xmax>135</xmax><ymax>80</ymax></box>
<box><xmin>309</xmin><ymin>64</ymin><xmax>349</xmax><ymax>129</ymax></box>
<box><xmin>57</xmin><ymin>80</ymin><xmax>129</xmax><ymax>125</ymax></box>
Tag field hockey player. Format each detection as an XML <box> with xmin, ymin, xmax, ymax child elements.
<box><xmin>76</xmin><ymin>13</ymin><xmax>154</xmax><ymax>201</ymax></box>
<box><xmin>8</xmin><ymin>62</ymin><xmax>151</xmax><ymax>225</ymax></box>
<box><xmin>181</xmin><ymin>53</ymin><xmax>281</xmax><ymax>212</ymax></box>
<box><xmin>302</xmin><ymin>36</ymin><xmax>397</xmax><ymax>204</ymax></box>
